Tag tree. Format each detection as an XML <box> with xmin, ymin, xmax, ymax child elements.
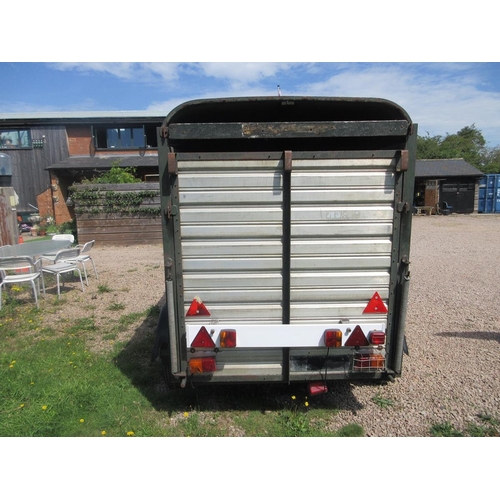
<box><xmin>440</xmin><ymin>125</ymin><xmax>486</xmax><ymax>167</ymax></box>
<box><xmin>481</xmin><ymin>147</ymin><xmax>500</xmax><ymax>174</ymax></box>
<box><xmin>417</xmin><ymin>124</ymin><xmax>500</xmax><ymax>174</ymax></box>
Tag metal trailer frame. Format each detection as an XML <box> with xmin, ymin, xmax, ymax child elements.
<box><xmin>153</xmin><ymin>96</ymin><xmax>416</xmax><ymax>388</ymax></box>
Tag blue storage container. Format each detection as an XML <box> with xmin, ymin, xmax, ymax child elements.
<box><xmin>478</xmin><ymin>174</ymin><xmax>500</xmax><ymax>213</ymax></box>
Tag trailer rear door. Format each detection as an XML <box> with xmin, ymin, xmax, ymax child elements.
<box><xmin>175</xmin><ymin>151</ymin><xmax>403</xmax><ymax>333</ymax></box>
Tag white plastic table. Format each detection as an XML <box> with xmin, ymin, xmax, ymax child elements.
<box><xmin>0</xmin><ymin>240</ymin><xmax>71</xmax><ymax>259</ymax></box>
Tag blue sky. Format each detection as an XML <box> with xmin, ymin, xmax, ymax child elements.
<box><xmin>1</xmin><ymin>62</ymin><xmax>499</xmax><ymax>147</ymax></box>
<box><xmin>1</xmin><ymin>4</ymin><xmax>499</xmax><ymax>147</ymax></box>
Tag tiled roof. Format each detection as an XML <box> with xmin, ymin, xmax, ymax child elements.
<box><xmin>416</xmin><ymin>158</ymin><xmax>483</xmax><ymax>178</ymax></box>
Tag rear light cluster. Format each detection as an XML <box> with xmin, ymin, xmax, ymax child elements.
<box><xmin>323</xmin><ymin>327</ymin><xmax>385</xmax><ymax>348</ymax></box>
<box><xmin>324</xmin><ymin>329</ymin><xmax>343</xmax><ymax>347</ymax></box>
<box><xmin>369</xmin><ymin>330</ymin><xmax>385</xmax><ymax>345</ymax></box>
<box><xmin>353</xmin><ymin>353</ymin><xmax>385</xmax><ymax>370</ymax></box>
<box><xmin>188</xmin><ymin>327</ymin><xmax>238</xmax><ymax>374</ymax></box>
<box><xmin>189</xmin><ymin>357</ymin><xmax>217</xmax><ymax>373</ymax></box>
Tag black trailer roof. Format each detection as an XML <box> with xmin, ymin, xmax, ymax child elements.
<box><xmin>161</xmin><ymin>96</ymin><xmax>414</xmax><ymax>153</ymax></box>
<box><xmin>163</xmin><ymin>96</ymin><xmax>412</xmax><ymax>125</ymax></box>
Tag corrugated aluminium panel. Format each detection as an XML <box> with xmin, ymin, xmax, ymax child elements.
<box><xmin>289</xmin><ymin>158</ymin><xmax>394</xmax><ymax>322</ymax></box>
<box><xmin>177</xmin><ymin>156</ymin><xmax>395</xmax><ymax>325</ymax></box>
<box><xmin>178</xmin><ymin>158</ymin><xmax>284</xmax><ymax>323</ymax></box>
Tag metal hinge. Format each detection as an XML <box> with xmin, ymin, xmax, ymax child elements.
<box><xmin>165</xmin><ymin>203</ymin><xmax>178</xmax><ymax>219</ymax></box>
<box><xmin>284</xmin><ymin>150</ymin><xmax>292</xmax><ymax>171</ymax></box>
<box><xmin>167</xmin><ymin>152</ymin><xmax>178</xmax><ymax>175</ymax></box>
<box><xmin>397</xmin><ymin>150</ymin><xmax>409</xmax><ymax>172</ymax></box>
<box><xmin>396</xmin><ymin>201</ymin><xmax>410</xmax><ymax>213</ymax></box>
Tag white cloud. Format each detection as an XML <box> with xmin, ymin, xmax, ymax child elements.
<box><xmin>49</xmin><ymin>62</ymin><xmax>182</xmax><ymax>83</ymax></box>
<box><xmin>196</xmin><ymin>63</ymin><xmax>295</xmax><ymax>83</ymax></box>
<box><xmin>295</xmin><ymin>63</ymin><xmax>500</xmax><ymax>145</ymax></box>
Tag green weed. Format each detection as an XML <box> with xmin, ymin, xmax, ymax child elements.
<box><xmin>108</xmin><ymin>302</ymin><xmax>125</xmax><ymax>311</ymax></box>
<box><xmin>372</xmin><ymin>392</ymin><xmax>394</xmax><ymax>409</ymax></box>
<box><xmin>97</xmin><ymin>284</ymin><xmax>111</xmax><ymax>294</ymax></box>
<box><xmin>430</xmin><ymin>422</ymin><xmax>464</xmax><ymax>437</ymax></box>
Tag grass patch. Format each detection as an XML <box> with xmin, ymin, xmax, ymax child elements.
<box><xmin>372</xmin><ymin>392</ymin><xmax>394</xmax><ymax>409</ymax></box>
<box><xmin>1</xmin><ymin>300</ymin><xmax>372</xmax><ymax>437</ymax></box>
<box><xmin>430</xmin><ymin>422</ymin><xmax>464</xmax><ymax>437</ymax></box>
<box><xmin>97</xmin><ymin>283</ymin><xmax>112</xmax><ymax>294</ymax></box>
<box><xmin>108</xmin><ymin>302</ymin><xmax>125</xmax><ymax>311</ymax></box>
<box><xmin>430</xmin><ymin>414</ymin><xmax>500</xmax><ymax>437</ymax></box>
<box><xmin>1</xmin><ymin>335</ymin><xmax>153</xmax><ymax>436</ymax></box>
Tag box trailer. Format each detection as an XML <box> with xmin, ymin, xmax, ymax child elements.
<box><xmin>152</xmin><ymin>96</ymin><xmax>416</xmax><ymax>392</ymax></box>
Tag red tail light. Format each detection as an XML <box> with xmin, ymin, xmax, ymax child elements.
<box><xmin>324</xmin><ymin>329</ymin><xmax>343</xmax><ymax>347</ymax></box>
<box><xmin>369</xmin><ymin>330</ymin><xmax>386</xmax><ymax>345</ymax></box>
<box><xmin>220</xmin><ymin>329</ymin><xmax>237</xmax><ymax>348</ymax></box>
<box><xmin>189</xmin><ymin>357</ymin><xmax>217</xmax><ymax>373</ymax></box>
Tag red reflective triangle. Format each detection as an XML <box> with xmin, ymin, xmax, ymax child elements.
<box><xmin>186</xmin><ymin>297</ymin><xmax>211</xmax><ymax>316</ymax></box>
<box><xmin>344</xmin><ymin>325</ymin><xmax>369</xmax><ymax>347</ymax></box>
<box><xmin>190</xmin><ymin>326</ymin><xmax>216</xmax><ymax>348</ymax></box>
<box><xmin>363</xmin><ymin>292</ymin><xmax>388</xmax><ymax>314</ymax></box>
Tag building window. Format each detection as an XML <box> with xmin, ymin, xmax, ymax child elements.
<box><xmin>0</xmin><ymin>129</ymin><xmax>32</xmax><ymax>149</ymax></box>
<box><xmin>93</xmin><ymin>125</ymin><xmax>158</xmax><ymax>149</ymax></box>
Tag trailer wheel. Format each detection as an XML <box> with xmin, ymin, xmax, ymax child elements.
<box><xmin>159</xmin><ymin>349</ymin><xmax>176</xmax><ymax>390</ymax></box>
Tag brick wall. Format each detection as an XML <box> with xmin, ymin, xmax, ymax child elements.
<box><xmin>36</xmin><ymin>177</ymin><xmax>73</xmax><ymax>225</ymax></box>
<box><xmin>66</xmin><ymin>125</ymin><xmax>92</xmax><ymax>156</ymax></box>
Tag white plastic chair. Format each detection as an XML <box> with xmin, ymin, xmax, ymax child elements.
<box><xmin>41</xmin><ymin>248</ymin><xmax>84</xmax><ymax>299</ymax></box>
<box><xmin>65</xmin><ymin>240</ymin><xmax>98</xmax><ymax>286</ymax></box>
<box><xmin>0</xmin><ymin>255</ymin><xmax>45</xmax><ymax>309</ymax></box>
<box><xmin>41</xmin><ymin>234</ymin><xmax>75</xmax><ymax>264</ymax></box>
<box><xmin>52</xmin><ymin>234</ymin><xmax>75</xmax><ymax>243</ymax></box>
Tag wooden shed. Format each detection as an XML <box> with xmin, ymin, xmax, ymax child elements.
<box><xmin>414</xmin><ymin>159</ymin><xmax>484</xmax><ymax>214</ymax></box>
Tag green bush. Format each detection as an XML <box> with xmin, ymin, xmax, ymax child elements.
<box><xmin>93</xmin><ymin>166</ymin><xmax>141</xmax><ymax>184</ymax></box>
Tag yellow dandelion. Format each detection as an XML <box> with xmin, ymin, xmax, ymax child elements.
<box><xmin>127</xmin><ymin>431</ymin><xmax>135</xmax><ymax>436</ymax></box>
<box><xmin>79</xmin><ymin>419</ymin><xmax>85</xmax><ymax>423</ymax></box>
<box><xmin>42</xmin><ymin>405</ymin><xmax>47</xmax><ymax>410</ymax></box>
<box><xmin>183</xmin><ymin>412</ymin><xmax>189</xmax><ymax>418</ymax></box>
<box><xmin>304</xmin><ymin>401</ymin><xmax>309</xmax><ymax>407</ymax></box>
<box><xmin>291</xmin><ymin>395</ymin><xmax>296</xmax><ymax>400</ymax></box>
<box><xmin>11</xmin><ymin>360</ymin><xmax>16</xmax><ymax>364</ymax></box>
<box><xmin>30</xmin><ymin>381</ymin><xmax>34</xmax><ymax>385</ymax></box>
<box><xmin>9</xmin><ymin>364</ymin><xmax>14</xmax><ymax>369</ymax></box>
<box><xmin>101</xmin><ymin>430</ymin><xmax>107</xmax><ymax>436</ymax></box>
<box><xmin>19</xmin><ymin>404</ymin><xmax>25</xmax><ymax>408</ymax></box>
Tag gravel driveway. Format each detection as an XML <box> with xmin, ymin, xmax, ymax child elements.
<box><xmin>327</xmin><ymin>213</ymin><xmax>500</xmax><ymax>436</ymax></box>
<box><xmin>75</xmin><ymin>213</ymin><xmax>500</xmax><ymax>436</ymax></box>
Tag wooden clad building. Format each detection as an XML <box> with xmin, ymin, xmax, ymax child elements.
<box><xmin>0</xmin><ymin>111</ymin><xmax>487</xmax><ymax>246</ymax></box>
<box><xmin>414</xmin><ymin>159</ymin><xmax>484</xmax><ymax>214</ymax></box>
<box><xmin>0</xmin><ymin>111</ymin><xmax>164</xmax><ymax>244</ymax></box>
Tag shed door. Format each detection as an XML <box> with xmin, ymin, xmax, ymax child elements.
<box><xmin>441</xmin><ymin>180</ymin><xmax>476</xmax><ymax>213</ymax></box>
